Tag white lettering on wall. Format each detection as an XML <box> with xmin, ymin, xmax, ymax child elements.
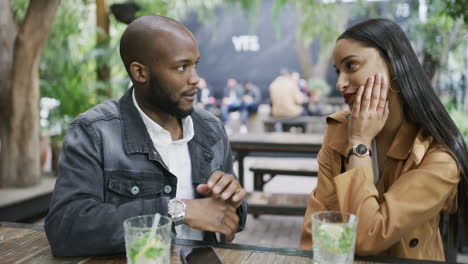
<box><xmin>232</xmin><ymin>35</ymin><xmax>260</xmax><ymax>52</ymax></box>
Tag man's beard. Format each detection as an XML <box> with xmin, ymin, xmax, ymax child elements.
<box><xmin>148</xmin><ymin>76</ymin><xmax>193</xmax><ymax>119</ymax></box>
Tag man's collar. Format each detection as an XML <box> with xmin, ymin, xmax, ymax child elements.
<box><xmin>131</xmin><ymin>88</ymin><xmax>195</xmax><ymax>146</ymax></box>
<box><xmin>119</xmin><ymin>87</ymin><xmax>153</xmax><ymax>154</ymax></box>
<box><xmin>119</xmin><ymin>87</ymin><xmax>219</xmax><ymax>155</ymax></box>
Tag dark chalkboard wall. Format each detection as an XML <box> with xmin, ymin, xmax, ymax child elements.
<box><xmin>182</xmin><ymin>1</ymin><xmax>315</xmax><ymax>101</ymax></box>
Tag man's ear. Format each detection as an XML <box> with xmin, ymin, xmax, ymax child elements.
<box><xmin>129</xmin><ymin>62</ymin><xmax>149</xmax><ymax>83</ymax></box>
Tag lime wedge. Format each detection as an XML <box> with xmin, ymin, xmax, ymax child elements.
<box><xmin>315</xmin><ymin>223</ymin><xmax>354</xmax><ymax>254</ymax></box>
<box><xmin>318</xmin><ymin>224</ymin><xmax>344</xmax><ymax>239</ymax></box>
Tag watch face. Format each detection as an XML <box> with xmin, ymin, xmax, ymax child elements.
<box><xmin>355</xmin><ymin>144</ymin><xmax>368</xmax><ymax>156</ymax></box>
<box><xmin>168</xmin><ymin>200</ymin><xmax>185</xmax><ymax>217</ymax></box>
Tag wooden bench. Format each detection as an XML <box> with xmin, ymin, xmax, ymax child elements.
<box><xmin>247</xmin><ymin>192</ymin><xmax>310</xmax><ymax>216</ymax></box>
<box><xmin>263</xmin><ymin>116</ymin><xmax>325</xmax><ymax>133</ymax></box>
<box><xmin>249</xmin><ymin>158</ymin><xmax>318</xmax><ymax>191</ymax></box>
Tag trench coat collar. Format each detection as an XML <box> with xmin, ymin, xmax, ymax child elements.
<box><xmin>326</xmin><ymin>110</ymin><xmax>423</xmax><ymax>161</ymax></box>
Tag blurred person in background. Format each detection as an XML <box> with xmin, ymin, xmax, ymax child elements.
<box><xmin>195</xmin><ymin>77</ymin><xmax>211</xmax><ymax>107</ymax></box>
<box><xmin>269</xmin><ymin>69</ymin><xmax>306</xmax><ymax>118</ymax></box>
<box><xmin>221</xmin><ymin>78</ymin><xmax>244</xmax><ymax>133</ymax></box>
<box><xmin>195</xmin><ymin>77</ymin><xmax>219</xmax><ymax>117</ymax></box>
<box><xmin>292</xmin><ymin>71</ymin><xmax>313</xmax><ymax>116</ymax></box>
<box><xmin>238</xmin><ymin>81</ymin><xmax>262</xmax><ymax>133</ymax></box>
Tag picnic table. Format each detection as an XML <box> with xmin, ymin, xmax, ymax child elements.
<box><xmin>262</xmin><ymin>115</ymin><xmax>326</xmax><ymax>133</ymax></box>
<box><xmin>229</xmin><ymin>132</ymin><xmax>323</xmax><ymax>187</ymax></box>
<box><xmin>0</xmin><ymin>222</ymin><xmax>445</xmax><ymax>263</ymax></box>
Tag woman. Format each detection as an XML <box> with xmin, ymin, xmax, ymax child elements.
<box><xmin>300</xmin><ymin>18</ymin><xmax>468</xmax><ymax>261</ymax></box>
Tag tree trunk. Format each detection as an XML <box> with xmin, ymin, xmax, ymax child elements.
<box><xmin>293</xmin><ymin>5</ymin><xmax>313</xmax><ymax>80</ymax></box>
<box><xmin>96</xmin><ymin>0</ymin><xmax>112</xmax><ymax>99</ymax></box>
<box><xmin>310</xmin><ymin>42</ymin><xmax>334</xmax><ymax>80</ymax></box>
<box><xmin>428</xmin><ymin>22</ymin><xmax>462</xmax><ymax>93</ymax></box>
<box><xmin>0</xmin><ymin>0</ymin><xmax>19</xmax><ymax>187</ymax></box>
<box><xmin>311</xmin><ymin>6</ymin><xmax>349</xmax><ymax>81</ymax></box>
<box><xmin>295</xmin><ymin>33</ymin><xmax>314</xmax><ymax>80</ymax></box>
<box><xmin>294</xmin><ymin>4</ymin><xmax>349</xmax><ymax>81</ymax></box>
<box><xmin>0</xmin><ymin>0</ymin><xmax>61</xmax><ymax>187</ymax></box>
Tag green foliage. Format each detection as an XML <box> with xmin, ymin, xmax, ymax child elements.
<box><xmin>134</xmin><ymin>0</ymin><xmax>226</xmax><ymax>25</ymax></box>
<box><xmin>436</xmin><ymin>0</ymin><xmax>467</xmax><ymax>25</ymax></box>
<box><xmin>406</xmin><ymin>1</ymin><xmax>466</xmax><ymax>58</ymax></box>
<box><xmin>11</xmin><ymin>0</ymin><xmax>466</xmax><ymax>138</ymax></box>
<box><xmin>34</xmin><ymin>0</ymin><xmax>127</xmax><ymax>137</ymax></box>
<box><xmin>10</xmin><ymin>0</ymin><xmax>28</xmax><ymax>23</ymax></box>
<box><xmin>295</xmin><ymin>1</ymin><xmax>342</xmax><ymax>46</ymax></box>
<box><xmin>227</xmin><ymin>0</ymin><xmax>261</xmax><ymax>28</ymax></box>
<box><xmin>307</xmin><ymin>79</ymin><xmax>331</xmax><ymax>97</ymax></box>
<box><xmin>135</xmin><ymin>0</ymin><xmax>170</xmax><ymax>17</ymax></box>
<box><xmin>271</xmin><ymin>0</ymin><xmax>366</xmax><ymax>44</ymax></box>
<box><xmin>445</xmin><ymin>101</ymin><xmax>468</xmax><ymax>144</ymax></box>
<box><xmin>38</xmin><ymin>0</ymin><xmax>99</xmax><ymax>136</ymax></box>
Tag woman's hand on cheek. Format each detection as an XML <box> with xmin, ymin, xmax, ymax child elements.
<box><xmin>348</xmin><ymin>73</ymin><xmax>390</xmax><ymax>146</ymax></box>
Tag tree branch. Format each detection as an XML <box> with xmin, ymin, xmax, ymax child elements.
<box><xmin>16</xmin><ymin>0</ymin><xmax>61</xmax><ymax>55</ymax></box>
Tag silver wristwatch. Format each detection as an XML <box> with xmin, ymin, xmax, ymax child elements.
<box><xmin>168</xmin><ymin>198</ymin><xmax>186</xmax><ymax>226</ymax></box>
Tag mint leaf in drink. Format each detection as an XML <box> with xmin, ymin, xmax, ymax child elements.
<box><xmin>316</xmin><ymin>224</ymin><xmax>343</xmax><ymax>254</ymax></box>
<box><xmin>316</xmin><ymin>224</ymin><xmax>355</xmax><ymax>254</ymax></box>
<box><xmin>144</xmin><ymin>246</ymin><xmax>165</xmax><ymax>259</ymax></box>
<box><xmin>338</xmin><ymin>226</ymin><xmax>355</xmax><ymax>253</ymax></box>
<box><xmin>129</xmin><ymin>233</ymin><xmax>151</xmax><ymax>263</ymax></box>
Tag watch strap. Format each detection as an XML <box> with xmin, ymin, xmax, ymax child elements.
<box><xmin>172</xmin><ymin>215</ymin><xmax>184</xmax><ymax>226</ymax></box>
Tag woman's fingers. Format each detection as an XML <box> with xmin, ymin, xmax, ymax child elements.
<box><xmin>369</xmin><ymin>74</ymin><xmax>381</xmax><ymax>110</ymax></box>
<box><xmin>377</xmin><ymin>75</ymin><xmax>388</xmax><ymax>113</ymax></box>
<box><xmin>352</xmin><ymin>85</ymin><xmax>364</xmax><ymax>114</ymax></box>
<box><xmin>361</xmin><ymin>75</ymin><xmax>375</xmax><ymax>111</ymax></box>
<box><xmin>382</xmin><ymin>100</ymin><xmax>390</xmax><ymax>121</ymax></box>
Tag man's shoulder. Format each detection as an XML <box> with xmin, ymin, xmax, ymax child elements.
<box><xmin>73</xmin><ymin>99</ymin><xmax>120</xmax><ymax>125</ymax></box>
<box><xmin>191</xmin><ymin>106</ymin><xmax>221</xmax><ymax>124</ymax></box>
<box><xmin>190</xmin><ymin>107</ymin><xmax>227</xmax><ymax>144</ymax></box>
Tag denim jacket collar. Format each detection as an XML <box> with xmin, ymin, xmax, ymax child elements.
<box><xmin>119</xmin><ymin>87</ymin><xmax>221</xmax><ymax>183</ymax></box>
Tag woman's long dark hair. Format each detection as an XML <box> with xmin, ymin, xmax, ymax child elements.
<box><xmin>338</xmin><ymin>18</ymin><xmax>468</xmax><ymax>249</ymax></box>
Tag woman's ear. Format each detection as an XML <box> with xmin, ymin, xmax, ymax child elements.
<box><xmin>129</xmin><ymin>62</ymin><xmax>149</xmax><ymax>84</ymax></box>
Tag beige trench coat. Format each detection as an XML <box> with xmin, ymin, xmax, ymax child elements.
<box><xmin>300</xmin><ymin>110</ymin><xmax>460</xmax><ymax>261</ymax></box>
<box><xmin>269</xmin><ymin>76</ymin><xmax>305</xmax><ymax>118</ymax></box>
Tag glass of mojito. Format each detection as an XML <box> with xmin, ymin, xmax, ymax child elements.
<box><xmin>311</xmin><ymin>211</ymin><xmax>358</xmax><ymax>264</ymax></box>
<box><xmin>123</xmin><ymin>215</ymin><xmax>172</xmax><ymax>264</ymax></box>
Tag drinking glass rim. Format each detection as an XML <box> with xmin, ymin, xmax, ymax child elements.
<box><xmin>311</xmin><ymin>211</ymin><xmax>357</xmax><ymax>224</ymax></box>
<box><xmin>123</xmin><ymin>214</ymin><xmax>172</xmax><ymax>230</ymax></box>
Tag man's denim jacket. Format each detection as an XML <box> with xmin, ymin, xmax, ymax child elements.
<box><xmin>44</xmin><ymin>88</ymin><xmax>247</xmax><ymax>257</ymax></box>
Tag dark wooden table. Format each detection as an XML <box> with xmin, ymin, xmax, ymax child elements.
<box><xmin>229</xmin><ymin>132</ymin><xmax>323</xmax><ymax>186</ymax></box>
<box><xmin>0</xmin><ymin>222</ymin><xmax>444</xmax><ymax>263</ymax></box>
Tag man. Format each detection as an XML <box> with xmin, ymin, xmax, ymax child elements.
<box><xmin>45</xmin><ymin>15</ymin><xmax>247</xmax><ymax>257</ymax></box>
<box><xmin>239</xmin><ymin>81</ymin><xmax>261</xmax><ymax>133</ymax></box>
<box><xmin>195</xmin><ymin>78</ymin><xmax>211</xmax><ymax>108</ymax></box>
<box><xmin>220</xmin><ymin>78</ymin><xmax>243</xmax><ymax>133</ymax></box>
<box><xmin>269</xmin><ymin>69</ymin><xmax>306</xmax><ymax>118</ymax></box>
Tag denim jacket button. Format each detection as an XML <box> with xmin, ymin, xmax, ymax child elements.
<box><xmin>164</xmin><ymin>185</ymin><xmax>172</xmax><ymax>194</ymax></box>
<box><xmin>131</xmin><ymin>186</ymin><xmax>140</xmax><ymax>195</ymax></box>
